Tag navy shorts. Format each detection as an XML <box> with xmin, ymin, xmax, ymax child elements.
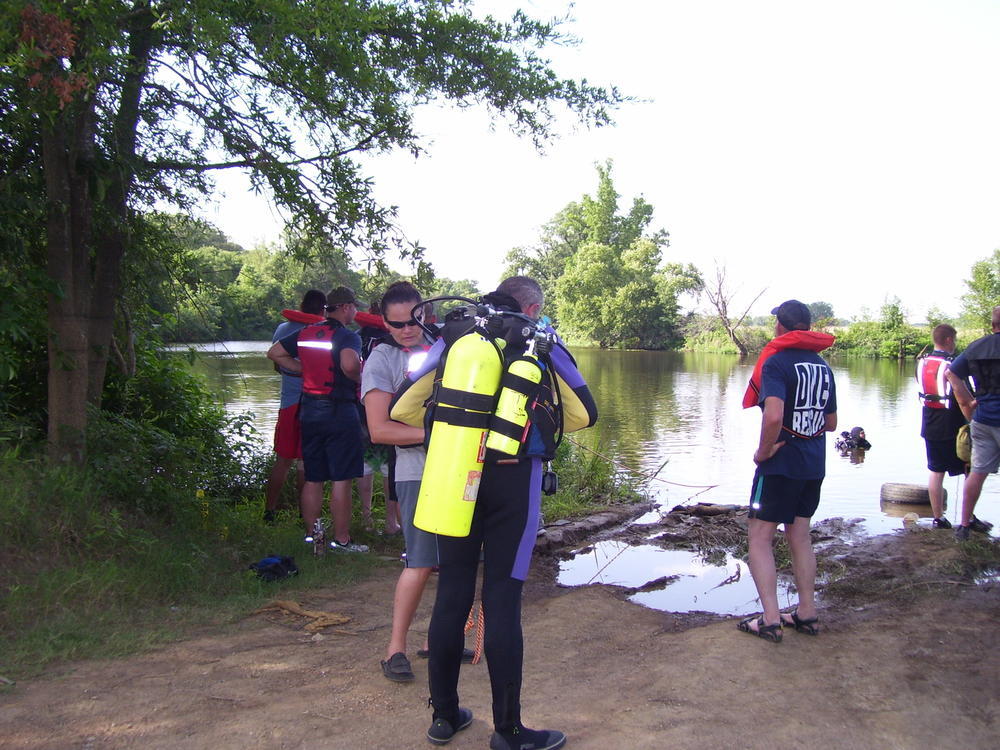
<box><xmin>298</xmin><ymin>397</ymin><xmax>364</xmax><ymax>482</ymax></box>
<box><xmin>749</xmin><ymin>470</ymin><xmax>822</xmax><ymax>524</ymax></box>
<box><xmin>924</xmin><ymin>438</ymin><xmax>966</xmax><ymax>476</ymax></box>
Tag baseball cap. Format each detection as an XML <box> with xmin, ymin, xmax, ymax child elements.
<box><xmin>325</xmin><ymin>286</ymin><xmax>357</xmax><ymax>307</ymax></box>
<box><xmin>771</xmin><ymin>300</ymin><xmax>811</xmax><ymax>330</ymax></box>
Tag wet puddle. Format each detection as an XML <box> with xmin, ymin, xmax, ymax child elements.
<box><xmin>558</xmin><ymin>540</ymin><xmax>797</xmax><ymax>616</ymax></box>
<box><xmin>974</xmin><ymin>567</ymin><xmax>1000</xmax><ymax>586</ymax></box>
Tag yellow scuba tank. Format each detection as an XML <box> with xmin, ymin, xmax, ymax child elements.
<box><xmin>414</xmin><ymin>330</ymin><xmax>504</xmax><ymax>537</ymax></box>
<box><xmin>485</xmin><ymin>341</ymin><xmax>544</xmax><ymax>456</ymax></box>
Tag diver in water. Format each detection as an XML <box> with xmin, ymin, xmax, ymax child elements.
<box><xmin>835</xmin><ymin>426</ymin><xmax>871</xmax><ymax>453</ymax></box>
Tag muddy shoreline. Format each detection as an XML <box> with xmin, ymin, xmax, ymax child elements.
<box><xmin>2</xmin><ymin>503</ymin><xmax>998</xmax><ymax>749</ymax></box>
<box><xmin>531</xmin><ymin>501</ymin><xmax>999</xmax><ymax>631</ymax></box>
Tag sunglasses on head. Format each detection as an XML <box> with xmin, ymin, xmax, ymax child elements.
<box><xmin>385</xmin><ymin>316</ymin><xmax>422</xmax><ymax>329</ymax></box>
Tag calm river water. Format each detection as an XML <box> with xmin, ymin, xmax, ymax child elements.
<box><xmin>182</xmin><ymin>341</ymin><xmax>999</xmax><ymax>615</ymax></box>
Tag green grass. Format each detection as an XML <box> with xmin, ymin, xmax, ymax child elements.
<box><xmin>541</xmin><ymin>433</ymin><xmax>646</xmax><ymax>520</ymax></box>
<box><xmin>0</xmin><ymin>453</ymin><xmax>389</xmax><ymax>681</ymax></box>
<box><xmin>0</xmin><ymin>431</ymin><xmax>636</xmax><ymax>683</ymax></box>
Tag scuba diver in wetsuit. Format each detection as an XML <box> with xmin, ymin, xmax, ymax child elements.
<box><xmin>392</xmin><ymin>276</ymin><xmax>597</xmax><ymax>749</ymax></box>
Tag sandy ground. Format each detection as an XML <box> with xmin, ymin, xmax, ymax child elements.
<box><xmin>1</xmin><ymin>527</ymin><xmax>998</xmax><ymax>750</ymax></box>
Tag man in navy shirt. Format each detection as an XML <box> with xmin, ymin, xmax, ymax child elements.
<box><xmin>741</xmin><ymin>300</ymin><xmax>837</xmax><ymax>642</ymax></box>
<box><xmin>267</xmin><ymin>286</ymin><xmax>367</xmax><ymax>552</ymax></box>
<box><xmin>946</xmin><ymin>306</ymin><xmax>1000</xmax><ymax>541</ymax></box>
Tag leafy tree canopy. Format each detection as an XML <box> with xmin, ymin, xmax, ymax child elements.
<box><xmin>807</xmin><ymin>301</ymin><xmax>835</xmax><ymax>324</ymax></box>
<box><xmin>507</xmin><ymin>162</ymin><xmax>699</xmax><ymax>349</ymax></box>
<box><xmin>961</xmin><ymin>248</ymin><xmax>1000</xmax><ymax>333</ymax></box>
<box><xmin>1</xmin><ymin>0</ymin><xmax>622</xmax><ymax>459</ymax></box>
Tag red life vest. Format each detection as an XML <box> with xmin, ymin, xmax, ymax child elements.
<box><xmin>297</xmin><ymin>322</ymin><xmax>344</xmax><ymax>396</ymax></box>
<box><xmin>916</xmin><ymin>353</ymin><xmax>953</xmax><ymax>409</ymax></box>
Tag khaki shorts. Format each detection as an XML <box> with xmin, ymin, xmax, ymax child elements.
<box><xmin>395</xmin><ymin>481</ymin><xmax>439</xmax><ymax>568</ymax></box>
<box><xmin>970</xmin><ymin>420</ymin><xmax>1000</xmax><ymax>474</ymax></box>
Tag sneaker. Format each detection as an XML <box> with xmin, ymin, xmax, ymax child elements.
<box><xmin>969</xmin><ymin>515</ymin><xmax>994</xmax><ymax>533</ymax></box>
<box><xmin>955</xmin><ymin>525</ymin><xmax>971</xmax><ymax>542</ymax></box>
<box><xmin>427</xmin><ymin>707</ymin><xmax>473</xmax><ymax>745</ymax></box>
<box><xmin>380</xmin><ymin>651</ymin><xmax>414</xmax><ymax>683</ymax></box>
<box><xmin>489</xmin><ymin>727</ymin><xmax>567</xmax><ymax>750</ymax></box>
<box><xmin>931</xmin><ymin>517</ymin><xmax>952</xmax><ymax>529</ymax></box>
<box><xmin>329</xmin><ymin>538</ymin><xmax>369</xmax><ymax>553</ymax></box>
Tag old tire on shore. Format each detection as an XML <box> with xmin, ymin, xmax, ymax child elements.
<box><xmin>880</xmin><ymin>482</ymin><xmax>945</xmax><ymax>505</ymax></box>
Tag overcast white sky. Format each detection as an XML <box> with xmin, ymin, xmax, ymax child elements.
<box><xmin>203</xmin><ymin>0</ymin><xmax>1000</xmax><ymax>322</ymax></box>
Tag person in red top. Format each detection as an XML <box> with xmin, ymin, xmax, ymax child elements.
<box><xmin>267</xmin><ymin>286</ymin><xmax>367</xmax><ymax>552</ymax></box>
<box><xmin>917</xmin><ymin>324</ymin><xmax>966</xmax><ymax>528</ymax></box>
<box><xmin>263</xmin><ymin>289</ymin><xmax>326</xmax><ymax>524</ymax></box>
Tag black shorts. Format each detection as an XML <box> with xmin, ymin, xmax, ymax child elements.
<box><xmin>748</xmin><ymin>470</ymin><xmax>822</xmax><ymax>524</ymax></box>
<box><xmin>924</xmin><ymin>438</ymin><xmax>966</xmax><ymax>476</ymax></box>
<box><xmin>299</xmin><ymin>397</ymin><xmax>364</xmax><ymax>482</ymax></box>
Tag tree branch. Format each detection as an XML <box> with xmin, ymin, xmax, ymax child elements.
<box><xmin>145</xmin><ymin>129</ymin><xmax>386</xmax><ymax>172</ymax></box>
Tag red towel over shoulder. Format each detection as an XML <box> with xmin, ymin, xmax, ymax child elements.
<box><xmin>742</xmin><ymin>330</ymin><xmax>836</xmax><ymax>409</ymax></box>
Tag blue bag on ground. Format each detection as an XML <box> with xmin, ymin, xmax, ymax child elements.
<box><xmin>249</xmin><ymin>555</ymin><xmax>299</xmax><ymax>582</ymax></box>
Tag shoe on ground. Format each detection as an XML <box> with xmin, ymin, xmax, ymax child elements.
<box><xmin>931</xmin><ymin>517</ymin><xmax>952</xmax><ymax>529</ymax></box>
<box><xmin>426</xmin><ymin>707</ymin><xmax>473</xmax><ymax>745</ymax></box>
<box><xmin>380</xmin><ymin>651</ymin><xmax>414</xmax><ymax>683</ymax></box>
<box><xmin>969</xmin><ymin>515</ymin><xmax>994</xmax><ymax>533</ymax></box>
<box><xmin>489</xmin><ymin>727</ymin><xmax>567</xmax><ymax>750</ymax></box>
<box><xmin>955</xmin><ymin>525</ymin><xmax>971</xmax><ymax>541</ymax></box>
<box><xmin>330</xmin><ymin>538</ymin><xmax>369</xmax><ymax>553</ymax></box>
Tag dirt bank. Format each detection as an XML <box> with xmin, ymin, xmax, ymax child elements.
<box><xmin>2</xmin><ymin>514</ymin><xmax>998</xmax><ymax>750</ymax></box>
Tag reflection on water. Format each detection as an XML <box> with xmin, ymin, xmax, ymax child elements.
<box><xmin>568</xmin><ymin>348</ymin><xmax>997</xmax><ymax>536</ymax></box>
<box><xmin>177</xmin><ymin>343</ymin><xmax>999</xmax><ymax>534</ymax></box>
<box><xmin>557</xmin><ymin>541</ymin><xmax>795</xmax><ymax>616</ymax></box>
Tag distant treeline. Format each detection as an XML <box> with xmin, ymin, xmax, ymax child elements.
<box><xmin>150</xmin><ymin>215</ymin><xmax>479</xmax><ymax>343</ymax></box>
<box><xmin>683</xmin><ymin>298</ymin><xmax>986</xmax><ymax>359</ymax></box>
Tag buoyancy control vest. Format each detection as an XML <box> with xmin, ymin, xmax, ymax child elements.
<box><xmin>966</xmin><ymin>333</ymin><xmax>1000</xmax><ymax>397</ymax></box>
<box><xmin>916</xmin><ymin>351</ymin><xmax>954</xmax><ymax>409</ymax></box>
<box><xmin>297</xmin><ymin>321</ymin><xmax>354</xmax><ymax>400</ymax></box>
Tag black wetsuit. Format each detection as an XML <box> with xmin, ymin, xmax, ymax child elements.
<box><xmin>428</xmin><ymin>457</ymin><xmax>541</xmax><ymax>731</ymax></box>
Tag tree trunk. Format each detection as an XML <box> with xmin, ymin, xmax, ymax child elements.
<box><xmin>86</xmin><ymin>227</ymin><xmax>125</xmax><ymax>407</ymax></box>
<box><xmin>86</xmin><ymin>12</ymin><xmax>155</xmax><ymax>407</ymax></box>
<box><xmin>42</xmin><ymin>120</ymin><xmax>92</xmax><ymax>464</ymax></box>
<box><xmin>726</xmin><ymin>325</ymin><xmax>749</xmax><ymax>358</ymax></box>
